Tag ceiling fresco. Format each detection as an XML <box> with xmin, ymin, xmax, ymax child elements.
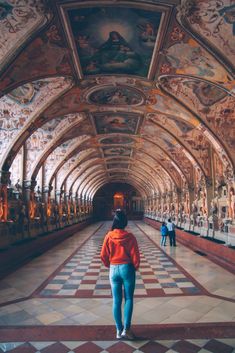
<box><xmin>93</xmin><ymin>111</ymin><xmax>143</xmax><ymax>134</ymax></box>
<box><xmin>0</xmin><ymin>0</ymin><xmax>48</xmax><ymax>70</ymax></box>
<box><xmin>0</xmin><ymin>77</ymin><xmax>73</xmax><ymax>169</ymax></box>
<box><xmin>159</xmin><ymin>76</ymin><xmax>235</xmax><ymax>161</ymax></box>
<box><xmin>62</xmin><ymin>4</ymin><xmax>167</xmax><ymax>78</ymax></box>
<box><xmin>0</xmin><ymin>0</ymin><xmax>234</xmax><ymax>200</ymax></box>
<box><xmin>143</xmin><ymin>117</ymin><xmax>209</xmax><ymax>177</ymax></box>
<box><xmin>88</xmin><ymin>85</ymin><xmax>145</xmax><ymax>106</ymax></box>
<box><xmin>58</xmin><ymin>156</ymin><xmax>101</xmax><ymax>191</ymax></box>
<box><xmin>156</xmin><ymin>18</ymin><xmax>232</xmax><ymax>84</ymax></box>
<box><xmin>57</xmin><ymin>151</ymin><xmax>96</xmax><ymax>193</ymax></box>
<box><xmin>42</xmin><ymin>140</ymin><xmax>96</xmax><ymax>187</ymax></box>
<box><xmin>0</xmin><ymin>22</ymin><xmax>73</xmax><ymax>96</ymax></box>
<box><xmin>99</xmin><ymin>136</ymin><xmax>134</xmax><ymax>145</ymax></box>
<box><xmin>102</xmin><ymin>146</ymin><xmax>132</xmax><ymax>158</ymax></box>
<box><xmin>25</xmin><ymin>114</ymin><xmax>84</xmax><ymax>180</ymax></box>
<box><xmin>35</xmin><ymin>134</ymin><xmax>93</xmax><ymax>185</ymax></box>
<box><xmin>178</xmin><ymin>0</ymin><xmax>235</xmax><ymax>72</ymax></box>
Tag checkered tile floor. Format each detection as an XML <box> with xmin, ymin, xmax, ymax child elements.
<box><xmin>35</xmin><ymin>222</ymin><xmax>206</xmax><ymax>298</ymax></box>
<box><xmin>1</xmin><ymin>339</ymin><xmax>235</xmax><ymax>353</ymax></box>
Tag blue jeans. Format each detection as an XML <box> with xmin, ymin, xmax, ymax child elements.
<box><xmin>109</xmin><ymin>263</ymin><xmax>136</xmax><ymax>331</ymax></box>
<box><xmin>161</xmin><ymin>235</ymin><xmax>167</xmax><ymax>246</ymax></box>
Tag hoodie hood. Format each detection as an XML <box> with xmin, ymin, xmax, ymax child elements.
<box><xmin>109</xmin><ymin>229</ymin><xmax>131</xmax><ymax>245</ymax></box>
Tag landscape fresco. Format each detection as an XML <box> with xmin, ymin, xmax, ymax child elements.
<box><xmin>107</xmin><ymin>163</ymin><xmax>129</xmax><ymax>169</ymax></box>
<box><xmin>182</xmin><ymin>80</ymin><xmax>227</xmax><ymax>106</ymax></box>
<box><xmin>102</xmin><ymin>147</ymin><xmax>132</xmax><ymax>157</ymax></box>
<box><xmin>88</xmin><ymin>86</ymin><xmax>144</xmax><ymax>105</ymax></box>
<box><xmin>94</xmin><ymin>112</ymin><xmax>142</xmax><ymax>134</ymax></box>
<box><xmin>100</xmin><ymin>136</ymin><xmax>134</xmax><ymax>145</ymax></box>
<box><xmin>67</xmin><ymin>6</ymin><xmax>162</xmax><ymax>77</ymax></box>
<box><xmin>7</xmin><ymin>83</ymin><xmax>36</xmax><ymax>105</ymax></box>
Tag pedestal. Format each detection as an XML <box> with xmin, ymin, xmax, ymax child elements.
<box><xmin>227</xmin><ymin>223</ymin><xmax>235</xmax><ymax>246</ymax></box>
<box><xmin>208</xmin><ymin>219</ymin><xmax>214</xmax><ymax>237</ymax></box>
<box><xmin>0</xmin><ymin>223</ymin><xmax>11</xmax><ymax>249</ymax></box>
<box><xmin>183</xmin><ymin>217</ymin><xmax>190</xmax><ymax>231</ymax></box>
<box><xmin>200</xmin><ymin>219</ymin><xmax>209</xmax><ymax>237</ymax></box>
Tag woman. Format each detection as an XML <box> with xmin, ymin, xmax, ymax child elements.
<box><xmin>160</xmin><ymin>221</ymin><xmax>168</xmax><ymax>246</ymax></box>
<box><xmin>100</xmin><ymin>209</ymin><xmax>140</xmax><ymax>340</ymax></box>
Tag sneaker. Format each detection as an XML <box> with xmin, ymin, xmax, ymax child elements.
<box><xmin>116</xmin><ymin>330</ymin><xmax>122</xmax><ymax>339</ymax></box>
<box><xmin>121</xmin><ymin>328</ymin><xmax>135</xmax><ymax>340</ymax></box>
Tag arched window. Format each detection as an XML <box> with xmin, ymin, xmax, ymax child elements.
<box><xmin>113</xmin><ymin>192</ymin><xmax>124</xmax><ymax>210</ymax></box>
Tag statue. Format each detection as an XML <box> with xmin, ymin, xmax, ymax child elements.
<box><xmin>18</xmin><ymin>204</ymin><xmax>26</xmax><ymax>235</ymax></box>
<box><xmin>0</xmin><ymin>195</ymin><xmax>3</xmax><ymax>221</ymax></box>
<box><xmin>210</xmin><ymin>201</ymin><xmax>218</xmax><ymax>216</ymax></box>
<box><xmin>46</xmin><ymin>197</ymin><xmax>51</xmax><ymax>217</ymax></box>
<box><xmin>201</xmin><ymin>191</ymin><xmax>207</xmax><ymax>216</ymax></box>
<box><xmin>228</xmin><ymin>187</ymin><xmax>235</xmax><ymax>220</ymax></box>
<box><xmin>35</xmin><ymin>186</ymin><xmax>41</xmax><ymax>201</ymax></box>
<box><xmin>210</xmin><ymin>200</ymin><xmax>219</xmax><ymax>230</ymax></box>
<box><xmin>14</xmin><ymin>179</ymin><xmax>22</xmax><ymax>192</ymax></box>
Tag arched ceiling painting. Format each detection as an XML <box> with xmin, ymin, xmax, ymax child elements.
<box><xmin>0</xmin><ymin>0</ymin><xmax>234</xmax><ymax>199</ymax></box>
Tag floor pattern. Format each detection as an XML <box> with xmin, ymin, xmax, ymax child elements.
<box><xmin>0</xmin><ymin>222</ymin><xmax>235</xmax><ymax>351</ymax></box>
<box><xmin>34</xmin><ymin>222</ymin><xmax>206</xmax><ymax>298</ymax></box>
<box><xmin>1</xmin><ymin>338</ymin><xmax>235</xmax><ymax>353</ymax></box>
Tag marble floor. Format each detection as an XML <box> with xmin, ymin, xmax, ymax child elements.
<box><xmin>0</xmin><ymin>221</ymin><xmax>235</xmax><ymax>352</ymax></box>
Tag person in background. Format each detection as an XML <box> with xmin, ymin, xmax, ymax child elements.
<box><xmin>160</xmin><ymin>221</ymin><xmax>168</xmax><ymax>246</ymax></box>
<box><xmin>100</xmin><ymin>209</ymin><xmax>140</xmax><ymax>340</ymax></box>
<box><xmin>166</xmin><ymin>218</ymin><xmax>176</xmax><ymax>246</ymax></box>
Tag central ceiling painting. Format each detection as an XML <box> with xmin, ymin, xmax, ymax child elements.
<box><xmin>62</xmin><ymin>4</ymin><xmax>164</xmax><ymax>78</ymax></box>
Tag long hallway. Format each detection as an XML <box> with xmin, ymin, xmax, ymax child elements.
<box><xmin>0</xmin><ymin>222</ymin><xmax>235</xmax><ymax>352</ymax></box>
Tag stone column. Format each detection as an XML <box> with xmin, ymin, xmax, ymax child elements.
<box><xmin>188</xmin><ymin>186</ymin><xmax>195</xmax><ymax>231</ymax></box>
<box><xmin>205</xmin><ymin>178</ymin><xmax>214</xmax><ymax>216</ymax></box>
<box><xmin>23</xmin><ymin>180</ymin><xmax>32</xmax><ymax>203</ymax></box>
<box><xmin>172</xmin><ymin>188</ymin><xmax>180</xmax><ymax>224</ymax></box>
<box><xmin>55</xmin><ymin>190</ymin><xmax>61</xmax><ymax>204</ymax></box>
<box><xmin>23</xmin><ymin>179</ymin><xmax>37</xmax><ymax>219</ymax></box>
<box><xmin>42</xmin><ymin>185</ymin><xmax>50</xmax><ymax>204</ymax></box>
<box><xmin>79</xmin><ymin>197</ymin><xmax>83</xmax><ymax>220</ymax></box>
<box><xmin>22</xmin><ymin>179</ymin><xmax>36</xmax><ymax>236</ymax></box>
<box><xmin>161</xmin><ymin>193</ymin><xmax>166</xmax><ymax>221</ymax></box>
<box><xmin>143</xmin><ymin>198</ymin><xmax>148</xmax><ymax>216</ymax></box>
<box><xmin>177</xmin><ymin>190</ymin><xmax>183</xmax><ymax>227</ymax></box>
<box><xmin>206</xmin><ymin>178</ymin><xmax>214</xmax><ymax>236</ymax></box>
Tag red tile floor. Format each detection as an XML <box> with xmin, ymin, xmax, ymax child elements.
<box><xmin>0</xmin><ymin>222</ymin><xmax>235</xmax><ymax>352</ymax></box>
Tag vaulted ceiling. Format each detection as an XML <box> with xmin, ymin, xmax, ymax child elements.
<box><xmin>0</xmin><ymin>0</ymin><xmax>234</xmax><ymax>199</ymax></box>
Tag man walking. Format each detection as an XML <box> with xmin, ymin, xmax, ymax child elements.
<box><xmin>166</xmin><ymin>218</ymin><xmax>176</xmax><ymax>246</ymax></box>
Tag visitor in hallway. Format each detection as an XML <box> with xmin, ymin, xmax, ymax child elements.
<box><xmin>100</xmin><ymin>209</ymin><xmax>140</xmax><ymax>340</ymax></box>
<box><xmin>166</xmin><ymin>218</ymin><xmax>176</xmax><ymax>246</ymax></box>
<box><xmin>160</xmin><ymin>221</ymin><xmax>168</xmax><ymax>246</ymax></box>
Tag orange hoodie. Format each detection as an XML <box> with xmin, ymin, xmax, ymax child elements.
<box><xmin>100</xmin><ymin>229</ymin><xmax>140</xmax><ymax>270</ymax></box>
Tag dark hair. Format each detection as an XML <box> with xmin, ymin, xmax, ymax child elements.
<box><xmin>162</xmin><ymin>222</ymin><xmax>165</xmax><ymax>226</ymax></box>
<box><xmin>168</xmin><ymin>218</ymin><xmax>171</xmax><ymax>222</ymax></box>
<box><xmin>112</xmin><ymin>209</ymin><xmax>128</xmax><ymax>230</ymax></box>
